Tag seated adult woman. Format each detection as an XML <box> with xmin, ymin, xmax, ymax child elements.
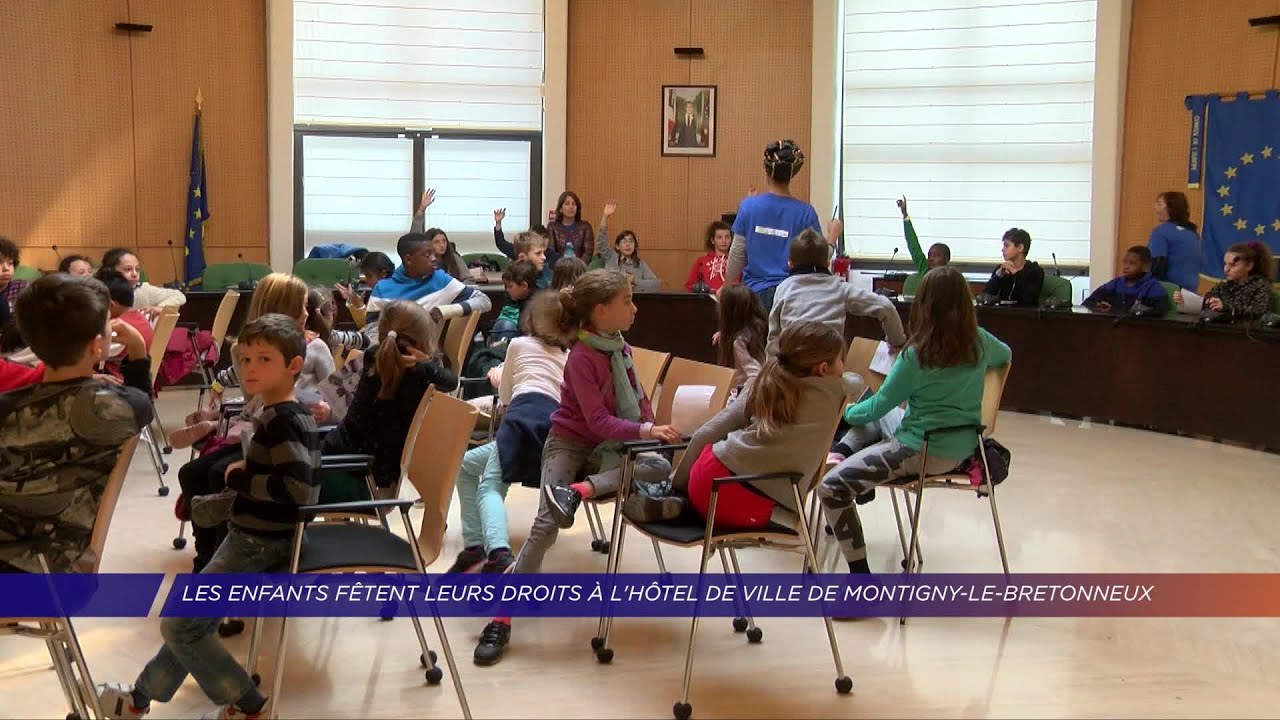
<box><xmin>100</xmin><ymin>247</ymin><xmax>186</xmax><ymax>315</ymax></box>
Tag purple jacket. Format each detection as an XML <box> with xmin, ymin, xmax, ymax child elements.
<box><xmin>550</xmin><ymin>341</ymin><xmax>655</xmax><ymax>447</ymax></box>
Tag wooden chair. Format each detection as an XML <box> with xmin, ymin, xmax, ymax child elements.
<box><xmin>1</xmin><ymin>435</ymin><xmax>141</xmax><ymax>720</ymax></box>
<box><xmin>140</xmin><ymin>309</ymin><xmax>180</xmax><ymax>495</ymax></box>
<box><xmin>583</xmin><ymin>356</ymin><xmax>737</xmax><ymax>555</ymax></box>
<box><xmin>187</xmin><ymin>290</ymin><xmax>241</xmax><ymax>414</ymax></box>
<box><xmin>844</xmin><ymin>337</ymin><xmax>886</xmax><ymax>394</ymax></box>
<box><xmin>889</xmin><ymin>363</ymin><xmax>1013</xmax><ymax>624</ymax></box>
<box><xmin>630</xmin><ymin>346</ymin><xmax>672</xmax><ymax>399</ymax></box>
<box><xmin>441</xmin><ymin>312</ymin><xmax>481</xmax><ymax>395</ymax></box>
<box><xmin>244</xmin><ymin>388</ymin><xmax>474</xmax><ymax>719</ymax></box>
<box><xmin>591</xmin><ymin>403</ymin><xmax>852</xmax><ymax>719</ymax></box>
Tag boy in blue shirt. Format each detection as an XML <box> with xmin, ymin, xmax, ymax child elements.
<box><xmin>1083</xmin><ymin>245</ymin><xmax>1170</xmax><ymax>315</ymax></box>
<box><xmin>725</xmin><ymin>140</ymin><xmax>842</xmax><ymax>312</ymax></box>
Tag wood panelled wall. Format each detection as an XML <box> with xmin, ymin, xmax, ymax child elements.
<box><xmin>1118</xmin><ymin>0</ymin><xmax>1280</xmax><ymax>270</ymax></box>
<box><xmin>0</xmin><ymin>0</ymin><xmax>267</xmax><ymax>284</ymax></box>
<box><xmin>566</xmin><ymin>0</ymin><xmax>813</xmax><ymax>288</ymax></box>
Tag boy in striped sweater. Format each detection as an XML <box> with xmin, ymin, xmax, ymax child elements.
<box><xmin>99</xmin><ymin>314</ymin><xmax>321</xmax><ymax>720</ymax></box>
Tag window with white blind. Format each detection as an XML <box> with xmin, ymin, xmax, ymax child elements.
<box><xmin>292</xmin><ymin>0</ymin><xmax>544</xmax><ymax>258</ymax></box>
<box><xmin>294</xmin><ymin>0</ymin><xmax>544</xmax><ymax>130</ymax></box>
<box><xmin>841</xmin><ymin>0</ymin><xmax>1097</xmax><ymax>265</ymax></box>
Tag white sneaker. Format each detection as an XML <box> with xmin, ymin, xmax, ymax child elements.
<box><xmin>202</xmin><ymin>701</ymin><xmax>268</xmax><ymax>720</ymax></box>
<box><xmin>96</xmin><ymin>683</ymin><xmax>148</xmax><ymax>719</ymax></box>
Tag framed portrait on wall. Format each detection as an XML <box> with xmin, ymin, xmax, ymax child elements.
<box><xmin>662</xmin><ymin>85</ymin><xmax>717</xmax><ymax>157</ymax></box>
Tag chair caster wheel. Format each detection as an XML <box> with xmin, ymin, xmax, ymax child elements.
<box><xmin>835</xmin><ymin>676</ymin><xmax>853</xmax><ymax>694</ymax></box>
<box><xmin>590</xmin><ymin>540</ymin><xmax>603</xmax><ymax>552</ymax></box>
<box><xmin>252</xmin><ymin>673</ymin><xmax>261</xmax><ymax>686</ymax></box>
<box><xmin>598</xmin><ymin>541</ymin><xmax>610</xmax><ymax>554</ymax></box>
<box><xmin>425</xmin><ymin>666</ymin><xmax>443</xmax><ymax>684</ymax></box>
<box><xmin>420</xmin><ymin>651</ymin><xmax>437</xmax><ymax>667</ymax></box>
<box><xmin>824</xmin><ymin>524</ymin><xmax>833</xmax><ymax>536</ymax></box>
<box><xmin>67</xmin><ymin>713</ymin><xmax>82</xmax><ymax>720</ymax></box>
<box><xmin>172</xmin><ymin>537</ymin><xmax>187</xmax><ymax>549</ymax></box>
<box><xmin>163</xmin><ymin>446</ymin><xmax>173</xmax><ymax>455</ymax></box>
<box><xmin>158</xmin><ymin>486</ymin><xmax>170</xmax><ymax>497</ymax></box>
<box><xmin>732</xmin><ymin>617</ymin><xmax>748</xmax><ymax>632</ymax></box>
<box><xmin>590</xmin><ymin>636</ymin><xmax>604</xmax><ymax>650</ymax></box>
<box><xmin>673</xmin><ymin>701</ymin><xmax>692</xmax><ymax>720</ymax></box>
<box><xmin>746</xmin><ymin>627</ymin><xmax>763</xmax><ymax>643</ymax></box>
<box><xmin>379</xmin><ymin>602</ymin><xmax>396</xmax><ymax>621</ymax></box>
<box><xmin>218</xmin><ymin>619</ymin><xmax>245</xmax><ymax>637</ymax></box>
<box><xmin>595</xmin><ymin>647</ymin><xmax>614</xmax><ymax>664</ymax></box>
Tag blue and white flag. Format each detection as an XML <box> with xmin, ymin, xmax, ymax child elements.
<box><xmin>1201</xmin><ymin>91</ymin><xmax>1280</xmax><ymax>278</ymax></box>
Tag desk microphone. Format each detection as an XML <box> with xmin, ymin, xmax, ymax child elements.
<box><xmin>236</xmin><ymin>253</ymin><xmax>257</xmax><ymax>291</ymax></box>
<box><xmin>163</xmin><ymin>239</ymin><xmax>188</xmax><ymax>290</ymax></box>
<box><xmin>885</xmin><ymin>247</ymin><xmax>899</xmax><ymax>275</ymax></box>
<box><xmin>51</xmin><ymin>244</ymin><xmax>61</xmax><ymax>263</ymax></box>
<box><xmin>1051</xmin><ymin>252</ymin><xmax>1062</xmax><ymax>277</ymax></box>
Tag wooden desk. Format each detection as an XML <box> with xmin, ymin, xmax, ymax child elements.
<box><xmin>180</xmin><ymin>288</ymin><xmax>1280</xmax><ymax>449</ymax></box>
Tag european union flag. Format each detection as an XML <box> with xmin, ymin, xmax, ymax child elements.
<box><xmin>1201</xmin><ymin>91</ymin><xmax>1280</xmax><ymax>279</ymax></box>
<box><xmin>184</xmin><ymin>109</ymin><xmax>209</xmax><ymax>285</ymax></box>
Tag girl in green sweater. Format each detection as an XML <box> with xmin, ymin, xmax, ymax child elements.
<box><xmin>819</xmin><ymin>266</ymin><xmax>1011</xmax><ymax>574</ymax></box>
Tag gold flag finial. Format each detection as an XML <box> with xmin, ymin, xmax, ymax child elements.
<box><xmin>195</xmin><ymin>88</ymin><xmax>204</xmax><ymax>109</ymax></box>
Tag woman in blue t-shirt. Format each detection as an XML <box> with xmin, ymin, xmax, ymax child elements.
<box><xmin>725</xmin><ymin>140</ymin><xmax>842</xmax><ymax>312</ymax></box>
<box><xmin>1148</xmin><ymin>191</ymin><xmax>1201</xmax><ymax>291</ymax></box>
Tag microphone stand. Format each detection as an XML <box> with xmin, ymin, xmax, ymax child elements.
<box><xmin>165</xmin><ymin>240</ymin><xmax>187</xmax><ymax>291</ymax></box>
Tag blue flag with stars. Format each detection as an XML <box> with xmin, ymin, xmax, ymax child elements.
<box><xmin>1201</xmin><ymin>91</ymin><xmax>1280</xmax><ymax>279</ymax></box>
<box><xmin>184</xmin><ymin>109</ymin><xmax>209</xmax><ymax>285</ymax></box>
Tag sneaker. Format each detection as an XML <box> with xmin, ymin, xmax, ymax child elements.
<box><xmin>190</xmin><ymin>489</ymin><xmax>236</xmax><ymax>529</ymax></box>
<box><xmin>621</xmin><ymin>493</ymin><xmax>684</xmax><ymax>524</ymax></box>
<box><xmin>854</xmin><ymin>488</ymin><xmax>877</xmax><ymax>506</ymax></box>
<box><xmin>543</xmin><ymin>485</ymin><xmax>582</xmax><ymax>529</ymax></box>
<box><xmin>481</xmin><ymin>549</ymin><xmax>514</xmax><ymax>574</ymax></box>
<box><xmin>96</xmin><ymin>683</ymin><xmax>148</xmax><ymax>719</ymax></box>
<box><xmin>473</xmin><ymin>620</ymin><xmax>511</xmax><ymax>666</ymax></box>
<box><xmin>445</xmin><ymin>546</ymin><xmax>487</xmax><ymax>574</ymax></box>
<box><xmin>202</xmin><ymin>702</ymin><xmax>267</xmax><ymax>720</ymax></box>
<box><xmin>169</xmin><ymin>420</ymin><xmax>217</xmax><ymax>450</ymax></box>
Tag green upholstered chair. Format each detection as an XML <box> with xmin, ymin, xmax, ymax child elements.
<box><xmin>902</xmin><ymin>272</ymin><xmax>923</xmax><ymax>296</ymax></box>
<box><xmin>1038</xmin><ymin>274</ymin><xmax>1072</xmax><ymax>305</ymax></box>
<box><xmin>201</xmin><ymin>262</ymin><xmax>272</xmax><ymax>290</ymax></box>
<box><xmin>12</xmin><ymin>266</ymin><xmax>42</xmax><ymax>281</ymax></box>
<box><xmin>1158</xmin><ymin>281</ymin><xmax>1181</xmax><ymax>318</ymax></box>
<box><xmin>292</xmin><ymin>258</ymin><xmax>354</xmax><ymax>288</ymax></box>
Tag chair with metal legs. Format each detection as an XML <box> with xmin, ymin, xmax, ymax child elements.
<box><xmin>590</xmin><ymin>403</ymin><xmax>852</xmax><ymax>720</ymax></box>
<box><xmin>0</xmin><ymin>436</ymin><xmax>139</xmax><ymax>720</ymax></box>
<box><xmin>888</xmin><ymin>363</ymin><xmax>1013</xmax><ymax>624</ymax></box>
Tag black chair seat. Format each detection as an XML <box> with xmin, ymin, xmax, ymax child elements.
<box><xmin>296</xmin><ymin>522</ymin><xmax>419</xmax><ymax>573</ymax></box>
<box><xmin>632</xmin><ymin>517</ymin><xmax>798</xmax><ymax>546</ymax></box>
<box><xmin>470</xmin><ymin>431</ymin><xmax>489</xmax><ymax>442</ymax></box>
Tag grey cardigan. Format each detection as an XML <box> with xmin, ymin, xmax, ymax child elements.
<box><xmin>673</xmin><ymin>372</ymin><xmax>865</xmax><ymax>512</ymax></box>
<box><xmin>596</xmin><ymin>226</ymin><xmax>661</xmax><ymax>290</ymax></box>
<box><xmin>766</xmin><ymin>272</ymin><xmax>907</xmax><ymax>355</ymax></box>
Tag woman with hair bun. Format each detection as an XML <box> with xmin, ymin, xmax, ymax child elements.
<box><xmin>725</xmin><ymin>139</ymin><xmax>843</xmax><ymax>312</ymax></box>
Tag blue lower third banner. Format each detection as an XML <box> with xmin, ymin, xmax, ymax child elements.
<box><xmin>6</xmin><ymin>574</ymin><xmax>1277</xmax><ymax>619</ymax></box>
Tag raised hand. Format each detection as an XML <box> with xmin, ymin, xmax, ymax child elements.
<box><xmin>602</xmin><ymin>200</ymin><xmax>618</xmax><ymax>218</ymax></box>
<box><xmin>827</xmin><ymin>218</ymin><xmax>844</xmax><ymax>247</ymax></box>
<box><xmin>417</xmin><ymin>188</ymin><xmax>437</xmax><ymax>215</ymax></box>
<box><xmin>494</xmin><ymin>207</ymin><xmax>506</xmax><ymax>227</ymax></box>
<box><xmin>746</xmin><ymin>185</ymin><xmax>758</xmax><ymax>197</ymax></box>
<box><xmin>897</xmin><ymin>196</ymin><xmax>908</xmax><ymax>218</ymax></box>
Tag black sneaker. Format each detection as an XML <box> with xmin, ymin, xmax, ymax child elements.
<box><xmin>473</xmin><ymin>621</ymin><xmax>511</xmax><ymax>666</ymax></box>
<box><xmin>481</xmin><ymin>549</ymin><xmax>514</xmax><ymax>574</ymax></box>
<box><xmin>445</xmin><ymin>546</ymin><xmax>487</xmax><ymax>574</ymax></box>
<box><xmin>543</xmin><ymin>485</ymin><xmax>582</xmax><ymax>529</ymax></box>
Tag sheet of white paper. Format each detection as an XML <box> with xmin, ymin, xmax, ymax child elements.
<box><xmin>671</xmin><ymin>385</ymin><xmax>717</xmax><ymax>434</ymax></box>
<box><xmin>848</xmin><ymin>270</ymin><xmax>875</xmax><ymax>294</ymax></box>
<box><xmin>869</xmin><ymin>341</ymin><xmax>895</xmax><ymax>375</ymax></box>
<box><xmin>1177</xmin><ymin>289</ymin><xmax>1204</xmax><ymax>314</ymax></box>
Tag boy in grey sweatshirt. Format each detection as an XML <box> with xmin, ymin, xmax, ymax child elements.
<box><xmin>766</xmin><ymin>229</ymin><xmax>907</xmax><ymax>355</ymax></box>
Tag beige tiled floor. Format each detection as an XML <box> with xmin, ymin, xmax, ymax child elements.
<box><xmin>3</xmin><ymin>390</ymin><xmax>1278</xmax><ymax>718</ymax></box>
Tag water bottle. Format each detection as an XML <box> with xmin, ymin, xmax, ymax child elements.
<box><xmin>564</xmin><ymin>241</ymin><xmax>576</xmax><ymax>259</ymax></box>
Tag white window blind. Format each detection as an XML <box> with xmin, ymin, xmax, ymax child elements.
<box><xmin>841</xmin><ymin>0</ymin><xmax>1097</xmax><ymax>264</ymax></box>
<box><xmin>294</xmin><ymin>0</ymin><xmax>544</xmax><ymax>130</ymax></box>
<box><xmin>418</xmin><ymin>137</ymin><xmax>532</xmax><ymax>245</ymax></box>
<box><xmin>302</xmin><ymin>136</ymin><xmax>414</xmax><ymax>254</ymax></box>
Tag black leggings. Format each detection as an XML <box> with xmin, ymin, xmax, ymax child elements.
<box><xmin>176</xmin><ymin>443</ymin><xmax>243</xmax><ymax>570</ymax></box>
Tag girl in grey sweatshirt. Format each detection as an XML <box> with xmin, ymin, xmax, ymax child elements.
<box><xmin>672</xmin><ymin>321</ymin><xmax>865</xmax><ymax>530</ymax></box>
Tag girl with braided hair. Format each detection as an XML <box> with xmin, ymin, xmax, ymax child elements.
<box><xmin>725</xmin><ymin>139</ymin><xmax>843</xmax><ymax>312</ymax></box>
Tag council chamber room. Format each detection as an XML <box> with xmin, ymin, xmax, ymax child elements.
<box><xmin>1</xmin><ymin>0</ymin><xmax>1278</xmax><ymax>719</ymax></box>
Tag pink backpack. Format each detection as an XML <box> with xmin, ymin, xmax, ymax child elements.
<box><xmin>157</xmin><ymin>327</ymin><xmax>218</xmax><ymax>391</ymax></box>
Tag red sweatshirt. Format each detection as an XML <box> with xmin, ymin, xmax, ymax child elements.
<box><xmin>0</xmin><ymin>359</ymin><xmax>44</xmax><ymax>392</ymax></box>
<box><xmin>685</xmin><ymin>251</ymin><xmax>730</xmax><ymax>293</ymax></box>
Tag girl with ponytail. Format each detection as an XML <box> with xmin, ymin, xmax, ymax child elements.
<box><xmin>671</xmin><ymin>321</ymin><xmax>864</xmax><ymax>530</ymax></box>
<box><xmin>320</xmin><ymin>300</ymin><xmax>457</xmax><ymax>497</ymax></box>
<box><xmin>472</xmin><ymin>269</ymin><xmax>679</xmax><ymax>667</ymax></box>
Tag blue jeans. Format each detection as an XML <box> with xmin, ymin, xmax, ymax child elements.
<box><xmin>755</xmin><ymin>284</ymin><xmax>779</xmax><ymax>315</ymax></box>
<box><xmin>135</xmin><ymin>527</ymin><xmax>292</xmax><ymax>705</ymax></box>
<box><xmin>456</xmin><ymin>442</ymin><xmax>511</xmax><ymax>552</ymax></box>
